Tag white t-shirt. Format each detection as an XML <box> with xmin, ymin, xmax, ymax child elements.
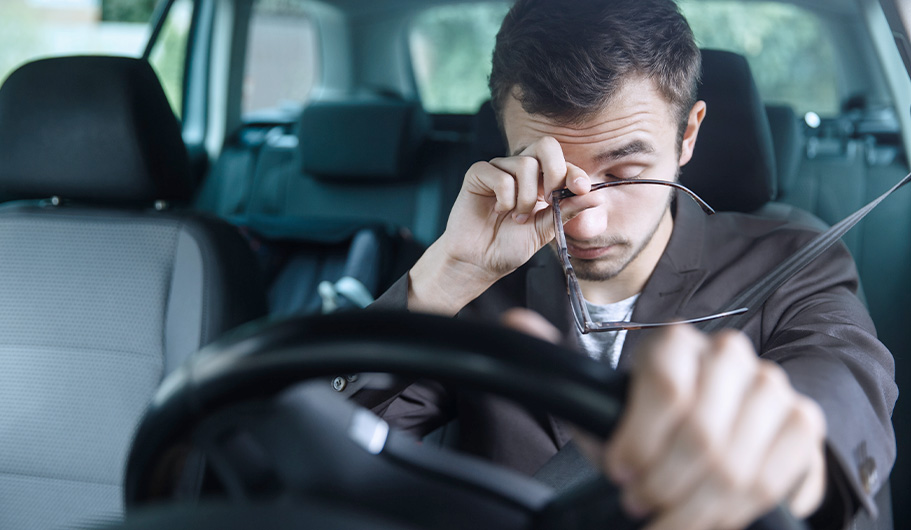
<box><xmin>577</xmin><ymin>293</ymin><xmax>640</xmax><ymax>369</ymax></box>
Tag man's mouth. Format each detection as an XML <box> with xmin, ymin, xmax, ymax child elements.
<box><xmin>566</xmin><ymin>243</ymin><xmax>614</xmax><ymax>260</ymax></box>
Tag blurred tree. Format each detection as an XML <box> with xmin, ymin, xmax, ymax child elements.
<box><xmin>0</xmin><ymin>3</ymin><xmax>40</xmax><ymax>86</ymax></box>
<box><xmin>411</xmin><ymin>3</ymin><xmax>510</xmax><ymax>114</ymax></box>
<box><xmin>679</xmin><ymin>1</ymin><xmax>838</xmax><ymax>115</ymax></box>
<box><xmin>102</xmin><ymin>0</ymin><xmax>158</xmax><ymax>23</ymax></box>
<box><xmin>410</xmin><ymin>1</ymin><xmax>840</xmax><ymax>117</ymax></box>
<box><xmin>148</xmin><ymin>0</ymin><xmax>194</xmax><ymax>118</ymax></box>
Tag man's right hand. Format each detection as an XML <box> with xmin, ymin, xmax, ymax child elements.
<box><xmin>407</xmin><ymin>136</ymin><xmax>592</xmax><ymax>315</ymax></box>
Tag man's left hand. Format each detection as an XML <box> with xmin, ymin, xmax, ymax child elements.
<box><xmin>604</xmin><ymin>325</ymin><xmax>827</xmax><ymax>530</ymax></box>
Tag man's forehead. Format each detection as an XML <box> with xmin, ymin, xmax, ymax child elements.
<box><xmin>503</xmin><ymin>77</ymin><xmax>676</xmax><ymax>157</ymax></box>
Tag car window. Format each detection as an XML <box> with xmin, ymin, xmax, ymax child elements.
<box><xmin>409</xmin><ymin>0</ymin><xmax>839</xmax><ymax>118</ymax></box>
<box><xmin>409</xmin><ymin>2</ymin><xmax>511</xmax><ymax>115</ymax></box>
<box><xmin>242</xmin><ymin>0</ymin><xmax>319</xmax><ymax>120</ymax></box>
<box><xmin>678</xmin><ymin>0</ymin><xmax>840</xmax><ymax>117</ymax></box>
<box><xmin>0</xmin><ymin>0</ymin><xmax>149</xmax><ymax>87</ymax></box>
<box><xmin>147</xmin><ymin>0</ymin><xmax>194</xmax><ymax>119</ymax></box>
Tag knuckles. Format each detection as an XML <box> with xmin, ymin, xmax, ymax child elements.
<box><xmin>617</xmin><ymin>325</ymin><xmax>826</xmax><ymax>528</ymax></box>
<box><xmin>711</xmin><ymin>451</ymin><xmax>753</xmax><ymax>494</ymax></box>
<box><xmin>493</xmin><ymin>176</ymin><xmax>516</xmax><ymax>198</ymax></box>
<box><xmin>513</xmin><ymin>155</ymin><xmax>540</xmax><ymax>175</ymax></box>
<box><xmin>751</xmin><ymin>472</ymin><xmax>785</xmax><ymax>512</ymax></box>
<box><xmin>752</xmin><ymin>361</ymin><xmax>794</xmax><ymax>400</ymax></box>
<box><xmin>679</xmin><ymin>408</ymin><xmax>724</xmax><ymax>457</ymax></box>
<box><xmin>467</xmin><ymin>160</ymin><xmax>492</xmax><ymax>176</ymax></box>
<box><xmin>711</xmin><ymin>329</ymin><xmax>757</xmax><ymax>365</ymax></box>
<box><xmin>792</xmin><ymin>395</ymin><xmax>827</xmax><ymax>439</ymax></box>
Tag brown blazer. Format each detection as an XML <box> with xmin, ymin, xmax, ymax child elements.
<box><xmin>353</xmin><ymin>195</ymin><xmax>896</xmax><ymax>520</ymax></box>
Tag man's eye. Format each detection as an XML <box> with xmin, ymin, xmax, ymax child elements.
<box><xmin>605</xmin><ymin>172</ymin><xmax>642</xmax><ymax>181</ymax></box>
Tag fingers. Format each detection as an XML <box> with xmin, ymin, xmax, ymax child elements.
<box><xmin>653</xmin><ymin>392</ymin><xmax>826</xmax><ymax>530</ymax></box>
<box><xmin>479</xmin><ymin>136</ymin><xmax>591</xmax><ymax>223</ymax></box>
<box><xmin>556</xmin><ymin>163</ymin><xmax>597</xmax><ymax>222</ymax></box>
<box><xmin>464</xmin><ymin>160</ymin><xmax>517</xmax><ymax>213</ymax></box>
<box><xmin>629</xmin><ymin>332</ymin><xmax>759</xmax><ymax>512</ymax></box>
<box><xmin>787</xmin><ymin>426</ymin><xmax>827</xmax><ymax>518</ymax></box>
<box><xmin>602</xmin><ymin>326</ymin><xmax>828</xmax><ymax>529</ymax></box>
<box><xmin>755</xmin><ymin>396</ymin><xmax>826</xmax><ymax>518</ymax></box>
<box><xmin>515</xmin><ymin>136</ymin><xmax>570</xmax><ymax>200</ymax></box>
<box><xmin>500</xmin><ymin>308</ymin><xmax>563</xmax><ymax>344</ymax></box>
<box><xmin>486</xmin><ymin>156</ymin><xmax>547</xmax><ymax>222</ymax></box>
<box><xmin>605</xmin><ymin>325</ymin><xmax>707</xmax><ymax>487</ymax></box>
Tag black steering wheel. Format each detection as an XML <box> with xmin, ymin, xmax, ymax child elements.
<box><xmin>122</xmin><ymin>310</ymin><xmax>803</xmax><ymax>530</ymax></box>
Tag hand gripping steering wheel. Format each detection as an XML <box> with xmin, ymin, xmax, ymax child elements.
<box><xmin>122</xmin><ymin>310</ymin><xmax>804</xmax><ymax>530</ymax></box>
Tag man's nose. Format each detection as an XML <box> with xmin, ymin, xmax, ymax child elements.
<box><xmin>563</xmin><ymin>203</ymin><xmax>609</xmax><ymax>241</ymax></box>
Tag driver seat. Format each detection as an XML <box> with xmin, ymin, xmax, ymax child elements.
<box><xmin>0</xmin><ymin>56</ymin><xmax>268</xmax><ymax>529</ymax></box>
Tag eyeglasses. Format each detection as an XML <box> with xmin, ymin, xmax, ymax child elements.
<box><xmin>551</xmin><ymin>179</ymin><xmax>748</xmax><ymax>334</ymax></box>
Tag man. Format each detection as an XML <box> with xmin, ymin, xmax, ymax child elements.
<box><xmin>353</xmin><ymin>0</ymin><xmax>896</xmax><ymax>528</ymax></box>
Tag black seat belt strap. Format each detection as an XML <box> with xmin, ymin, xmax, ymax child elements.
<box><xmin>701</xmin><ymin>171</ymin><xmax>911</xmax><ymax>333</ymax></box>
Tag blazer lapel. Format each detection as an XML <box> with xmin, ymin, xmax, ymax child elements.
<box><xmin>618</xmin><ymin>195</ymin><xmax>709</xmax><ymax>370</ymax></box>
<box><xmin>525</xmin><ymin>248</ymin><xmax>582</xmax><ymax>352</ymax></box>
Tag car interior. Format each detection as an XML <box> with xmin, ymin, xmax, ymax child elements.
<box><xmin>0</xmin><ymin>0</ymin><xmax>909</xmax><ymax>528</ymax></box>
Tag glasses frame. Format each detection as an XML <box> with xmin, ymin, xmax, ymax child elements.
<box><xmin>551</xmin><ymin>179</ymin><xmax>747</xmax><ymax>334</ymax></box>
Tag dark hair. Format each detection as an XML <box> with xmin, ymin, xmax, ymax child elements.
<box><xmin>489</xmin><ymin>0</ymin><xmax>701</xmax><ymax>143</ymax></box>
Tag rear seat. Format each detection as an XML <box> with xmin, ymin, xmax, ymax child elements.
<box><xmin>196</xmin><ymin>97</ymin><xmax>468</xmax><ymax>316</ymax></box>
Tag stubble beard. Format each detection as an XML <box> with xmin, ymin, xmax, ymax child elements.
<box><xmin>570</xmin><ymin>222</ymin><xmax>658</xmax><ymax>282</ymax></box>
<box><xmin>560</xmin><ymin>191</ymin><xmax>674</xmax><ymax>282</ymax></box>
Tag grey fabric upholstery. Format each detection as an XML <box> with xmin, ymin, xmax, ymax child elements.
<box><xmin>0</xmin><ymin>56</ymin><xmax>268</xmax><ymax>530</ymax></box>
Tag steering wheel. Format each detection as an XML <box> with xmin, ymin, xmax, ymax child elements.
<box><xmin>122</xmin><ymin>310</ymin><xmax>804</xmax><ymax>530</ymax></box>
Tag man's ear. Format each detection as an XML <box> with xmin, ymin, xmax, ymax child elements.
<box><xmin>677</xmin><ymin>100</ymin><xmax>706</xmax><ymax>167</ymax></box>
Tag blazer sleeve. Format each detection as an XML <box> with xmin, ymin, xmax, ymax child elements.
<box><xmin>760</xmin><ymin>240</ymin><xmax>897</xmax><ymax>522</ymax></box>
<box><xmin>333</xmin><ymin>273</ymin><xmax>458</xmax><ymax>438</ymax></box>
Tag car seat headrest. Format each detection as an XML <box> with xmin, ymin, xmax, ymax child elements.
<box><xmin>0</xmin><ymin>56</ymin><xmax>194</xmax><ymax>204</ymax></box>
<box><xmin>764</xmin><ymin>104</ymin><xmax>804</xmax><ymax>197</ymax></box>
<box><xmin>679</xmin><ymin>49</ymin><xmax>777</xmax><ymax>212</ymax></box>
<box><xmin>300</xmin><ymin>99</ymin><xmax>430</xmax><ymax>182</ymax></box>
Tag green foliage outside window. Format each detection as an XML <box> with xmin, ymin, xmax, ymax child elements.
<box><xmin>102</xmin><ymin>0</ymin><xmax>158</xmax><ymax>23</ymax></box>
<box><xmin>410</xmin><ymin>3</ymin><xmax>510</xmax><ymax>114</ymax></box>
<box><xmin>0</xmin><ymin>3</ymin><xmax>41</xmax><ymax>87</ymax></box>
<box><xmin>409</xmin><ymin>1</ymin><xmax>840</xmax><ymax>117</ymax></box>
<box><xmin>148</xmin><ymin>0</ymin><xmax>193</xmax><ymax>119</ymax></box>
<box><xmin>679</xmin><ymin>1</ymin><xmax>839</xmax><ymax>116</ymax></box>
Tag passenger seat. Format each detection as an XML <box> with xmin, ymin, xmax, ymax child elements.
<box><xmin>0</xmin><ymin>56</ymin><xmax>268</xmax><ymax>529</ymax></box>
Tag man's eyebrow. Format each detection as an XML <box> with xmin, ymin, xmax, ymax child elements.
<box><xmin>595</xmin><ymin>140</ymin><xmax>656</xmax><ymax>163</ymax></box>
<box><xmin>509</xmin><ymin>140</ymin><xmax>656</xmax><ymax>160</ymax></box>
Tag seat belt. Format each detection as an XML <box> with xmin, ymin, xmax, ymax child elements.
<box><xmin>701</xmin><ymin>170</ymin><xmax>911</xmax><ymax>333</ymax></box>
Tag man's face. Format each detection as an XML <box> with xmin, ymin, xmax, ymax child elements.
<box><xmin>502</xmin><ymin>76</ymin><xmax>701</xmax><ymax>288</ymax></box>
